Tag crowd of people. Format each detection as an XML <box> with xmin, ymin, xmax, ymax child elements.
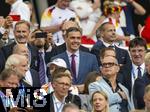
<box><xmin>0</xmin><ymin>0</ymin><xmax>150</xmax><ymax>112</ymax></box>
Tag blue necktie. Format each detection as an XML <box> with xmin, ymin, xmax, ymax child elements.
<box><xmin>137</xmin><ymin>66</ymin><xmax>142</xmax><ymax>78</ymax></box>
<box><xmin>39</xmin><ymin>52</ymin><xmax>46</xmax><ymax>86</ymax></box>
<box><xmin>71</xmin><ymin>54</ymin><xmax>76</xmax><ymax>81</ymax></box>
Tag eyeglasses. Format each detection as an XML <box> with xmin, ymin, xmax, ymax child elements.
<box><xmin>56</xmin><ymin>81</ymin><xmax>71</xmax><ymax>88</ymax></box>
<box><xmin>101</xmin><ymin>62</ymin><xmax>118</xmax><ymax>68</ymax></box>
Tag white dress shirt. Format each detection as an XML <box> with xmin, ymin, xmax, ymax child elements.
<box><xmin>52</xmin><ymin>93</ymin><xmax>66</xmax><ymax>112</ymax></box>
<box><xmin>25</xmin><ymin>70</ymin><xmax>33</xmax><ymax>86</ymax></box>
<box><xmin>131</xmin><ymin>63</ymin><xmax>145</xmax><ymax>87</ymax></box>
<box><xmin>10</xmin><ymin>0</ymin><xmax>30</xmax><ymax>22</ymax></box>
<box><xmin>131</xmin><ymin>63</ymin><xmax>145</xmax><ymax>107</ymax></box>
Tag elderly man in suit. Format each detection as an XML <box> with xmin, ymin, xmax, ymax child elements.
<box><xmin>12</xmin><ymin>44</ymin><xmax>41</xmax><ymax>87</ymax></box>
<box><xmin>89</xmin><ymin>56</ymin><xmax>134</xmax><ymax>112</ymax></box>
<box><xmin>91</xmin><ymin>22</ymin><xmax>131</xmax><ymax>70</ymax></box>
<box><xmin>52</xmin><ymin>27</ymin><xmax>99</xmax><ymax>85</ymax></box>
<box><xmin>0</xmin><ymin>20</ymin><xmax>39</xmax><ymax>73</ymax></box>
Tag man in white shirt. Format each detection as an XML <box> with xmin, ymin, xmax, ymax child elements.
<box><xmin>5</xmin><ymin>0</ymin><xmax>30</xmax><ymax>22</ymax></box>
<box><xmin>41</xmin><ymin>0</ymin><xmax>78</xmax><ymax>45</ymax></box>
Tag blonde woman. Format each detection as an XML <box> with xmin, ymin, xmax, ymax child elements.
<box><xmin>91</xmin><ymin>91</ymin><xmax>109</xmax><ymax>112</ymax></box>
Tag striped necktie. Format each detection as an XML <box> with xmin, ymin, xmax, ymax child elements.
<box><xmin>39</xmin><ymin>52</ymin><xmax>46</xmax><ymax>86</ymax></box>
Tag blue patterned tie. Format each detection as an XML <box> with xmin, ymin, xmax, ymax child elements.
<box><xmin>39</xmin><ymin>52</ymin><xmax>46</xmax><ymax>86</ymax></box>
<box><xmin>137</xmin><ymin>66</ymin><xmax>142</xmax><ymax>78</ymax></box>
<box><xmin>71</xmin><ymin>54</ymin><xmax>76</xmax><ymax>81</ymax></box>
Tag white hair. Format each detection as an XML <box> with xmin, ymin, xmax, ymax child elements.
<box><xmin>5</xmin><ymin>54</ymin><xmax>27</xmax><ymax>69</ymax></box>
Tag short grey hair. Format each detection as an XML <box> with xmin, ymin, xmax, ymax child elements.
<box><xmin>0</xmin><ymin>69</ymin><xmax>20</xmax><ymax>81</ymax></box>
<box><xmin>5</xmin><ymin>54</ymin><xmax>27</xmax><ymax>69</ymax></box>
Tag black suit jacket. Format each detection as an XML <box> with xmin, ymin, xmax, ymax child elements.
<box><xmin>37</xmin><ymin>92</ymin><xmax>81</xmax><ymax>112</ymax></box>
<box><xmin>30</xmin><ymin>69</ymin><xmax>41</xmax><ymax>87</ymax></box>
<box><xmin>0</xmin><ymin>42</ymin><xmax>39</xmax><ymax>72</ymax></box>
<box><xmin>118</xmin><ymin>63</ymin><xmax>132</xmax><ymax>97</ymax></box>
<box><xmin>91</xmin><ymin>40</ymin><xmax>131</xmax><ymax>67</ymax></box>
<box><xmin>134</xmin><ymin>72</ymin><xmax>150</xmax><ymax>109</ymax></box>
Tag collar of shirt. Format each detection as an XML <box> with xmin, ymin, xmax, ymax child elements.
<box><xmin>39</xmin><ymin>49</ymin><xmax>45</xmax><ymax>53</ymax></box>
<box><xmin>66</xmin><ymin>50</ymin><xmax>79</xmax><ymax>58</ymax></box>
<box><xmin>52</xmin><ymin>93</ymin><xmax>66</xmax><ymax>112</ymax></box>
<box><xmin>132</xmin><ymin>63</ymin><xmax>145</xmax><ymax>76</ymax></box>
<box><xmin>101</xmin><ymin>39</ymin><xmax>115</xmax><ymax>47</ymax></box>
<box><xmin>53</xmin><ymin>93</ymin><xmax>66</xmax><ymax>103</ymax></box>
<box><xmin>103</xmin><ymin>77</ymin><xmax>120</xmax><ymax>92</ymax></box>
<box><xmin>25</xmin><ymin>70</ymin><xmax>33</xmax><ymax>86</ymax></box>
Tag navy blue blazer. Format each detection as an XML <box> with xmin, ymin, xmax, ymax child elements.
<box><xmin>46</xmin><ymin>43</ymin><xmax>90</xmax><ymax>64</ymax></box>
<box><xmin>91</xmin><ymin>40</ymin><xmax>131</xmax><ymax>68</ymax></box>
<box><xmin>52</xmin><ymin>51</ymin><xmax>99</xmax><ymax>84</ymax></box>
<box><xmin>30</xmin><ymin>69</ymin><xmax>41</xmax><ymax>87</ymax></box>
<box><xmin>0</xmin><ymin>42</ymin><xmax>39</xmax><ymax>72</ymax></box>
<box><xmin>118</xmin><ymin>63</ymin><xmax>132</xmax><ymax>97</ymax></box>
<box><xmin>134</xmin><ymin>72</ymin><xmax>150</xmax><ymax>109</ymax></box>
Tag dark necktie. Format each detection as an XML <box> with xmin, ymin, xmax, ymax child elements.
<box><xmin>71</xmin><ymin>54</ymin><xmax>76</xmax><ymax>80</ymax></box>
<box><xmin>39</xmin><ymin>52</ymin><xmax>46</xmax><ymax>86</ymax></box>
<box><xmin>137</xmin><ymin>66</ymin><xmax>142</xmax><ymax>78</ymax></box>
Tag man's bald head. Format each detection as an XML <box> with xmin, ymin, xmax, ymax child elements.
<box><xmin>13</xmin><ymin>44</ymin><xmax>29</xmax><ymax>58</ymax></box>
<box><xmin>62</xmin><ymin>20</ymin><xmax>80</xmax><ymax>39</ymax></box>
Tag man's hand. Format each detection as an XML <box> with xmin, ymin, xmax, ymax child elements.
<box><xmin>118</xmin><ymin>90</ymin><xmax>127</xmax><ymax>100</ymax></box>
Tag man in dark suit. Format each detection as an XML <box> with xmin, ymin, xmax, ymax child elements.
<box><xmin>46</xmin><ymin>20</ymin><xmax>89</xmax><ymax>63</ymax></box>
<box><xmin>37</xmin><ymin>68</ymin><xmax>81</xmax><ymax>112</ymax></box>
<box><xmin>91</xmin><ymin>22</ymin><xmax>131</xmax><ymax>69</ymax></box>
<box><xmin>52</xmin><ymin>27</ymin><xmax>99</xmax><ymax>84</ymax></box>
<box><xmin>120</xmin><ymin>37</ymin><xmax>147</xmax><ymax>108</ymax></box>
<box><xmin>0</xmin><ymin>20</ymin><xmax>39</xmax><ymax>73</ymax></box>
<box><xmin>6</xmin><ymin>48</ymin><xmax>41</xmax><ymax>87</ymax></box>
<box><xmin>134</xmin><ymin>52</ymin><xmax>150</xmax><ymax>109</ymax></box>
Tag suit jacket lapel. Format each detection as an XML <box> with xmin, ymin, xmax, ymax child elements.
<box><xmin>50</xmin><ymin>93</ymin><xmax>55</xmax><ymax>112</ymax></box>
<box><xmin>77</xmin><ymin>51</ymin><xmax>83</xmax><ymax>81</ymax></box>
<box><xmin>64</xmin><ymin>52</ymin><xmax>71</xmax><ymax>69</ymax></box>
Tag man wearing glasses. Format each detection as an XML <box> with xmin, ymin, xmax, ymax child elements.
<box><xmin>89</xmin><ymin>56</ymin><xmax>134</xmax><ymax>112</ymax></box>
<box><xmin>37</xmin><ymin>68</ymin><xmax>81</xmax><ymax>112</ymax></box>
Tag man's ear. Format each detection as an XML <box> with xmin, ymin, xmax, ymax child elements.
<box><xmin>144</xmin><ymin>94</ymin><xmax>146</xmax><ymax>102</ymax></box>
<box><xmin>116</xmin><ymin>65</ymin><xmax>120</xmax><ymax>73</ymax></box>
<box><xmin>51</xmin><ymin>82</ymin><xmax>56</xmax><ymax>88</ymax></box>
<box><xmin>11</xmin><ymin>65</ymin><xmax>16</xmax><ymax>71</ymax></box>
<box><xmin>0</xmin><ymin>80</ymin><xmax>4</xmax><ymax>86</ymax></box>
